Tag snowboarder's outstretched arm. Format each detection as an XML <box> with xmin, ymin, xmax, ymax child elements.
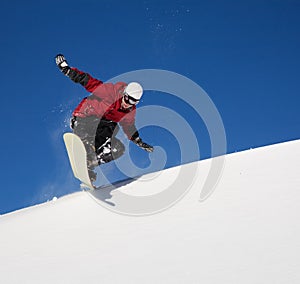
<box><xmin>131</xmin><ymin>136</ymin><xmax>154</xmax><ymax>153</ymax></box>
<box><xmin>55</xmin><ymin>54</ymin><xmax>103</xmax><ymax>93</ymax></box>
<box><xmin>120</xmin><ymin>112</ymin><xmax>154</xmax><ymax>153</ymax></box>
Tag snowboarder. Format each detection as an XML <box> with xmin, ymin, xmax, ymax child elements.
<box><xmin>55</xmin><ymin>54</ymin><xmax>154</xmax><ymax>181</ymax></box>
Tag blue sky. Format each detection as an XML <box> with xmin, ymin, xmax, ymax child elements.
<box><xmin>0</xmin><ymin>0</ymin><xmax>299</xmax><ymax>214</ymax></box>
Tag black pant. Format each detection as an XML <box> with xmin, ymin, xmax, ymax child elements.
<box><xmin>71</xmin><ymin>116</ymin><xmax>125</xmax><ymax>165</ymax></box>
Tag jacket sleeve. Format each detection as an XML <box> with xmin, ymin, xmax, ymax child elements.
<box><xmin>119</xmin><ymin>108</ymin><xmax>139</xmax><ymax>140</ymax></box>
<box><xmin>68</xmin><ymin>67</ymin><xmax>103</xmax><ymax>93</ymax></box>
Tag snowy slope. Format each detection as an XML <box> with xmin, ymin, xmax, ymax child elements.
<box><xmin>1</xmin><ymin>140</ymin><xmax>300</xmax><ymax>284</ymax></box>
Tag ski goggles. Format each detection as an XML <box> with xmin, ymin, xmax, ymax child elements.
<box><xmin>123</xmin><ymin>94</ymin><xmax>140</xmax><ymax>105</ymax></box>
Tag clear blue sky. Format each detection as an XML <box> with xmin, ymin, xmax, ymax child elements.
<box><xmin>0</xmin><ymin>0</ymin><xmax>299</xmax><ymax>214</ymax></box>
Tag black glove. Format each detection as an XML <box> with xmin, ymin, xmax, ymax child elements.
<box><xmin>55</xmin><ymin>54</ymin><xmax>70</xmax><ymax>75</ymax></box>
<box><xmin>132</xmin><ymin>137</ymin><xmax>154</xmax><ymax>153</ymax></box>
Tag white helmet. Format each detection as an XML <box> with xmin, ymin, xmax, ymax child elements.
<box><xmin>124</xmin><ymin>82</ymin><xmax>143</xmax><ymax>101</ymax></box>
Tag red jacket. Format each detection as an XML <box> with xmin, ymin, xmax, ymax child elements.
<box><xmin>71</xmin><ymin>68</ymin><xmax>137</xmax><ymax>139</ymax></box>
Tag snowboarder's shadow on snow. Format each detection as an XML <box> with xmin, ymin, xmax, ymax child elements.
<box><xmin>89</xmin><ymin>178</ymin><xmax>136</xmax><ymax>206</ymax></box>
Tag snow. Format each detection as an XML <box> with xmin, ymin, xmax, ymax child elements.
<box><xmin>1</xmin><ymin>140</ymin><xmax>300</xmax><ymax>283</ymax></box>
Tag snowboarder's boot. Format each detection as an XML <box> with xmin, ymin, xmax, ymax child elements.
<box><xmin>88</xmin><ymin>170</ymin><xmax>97</xmax><ymax>183</ymax></box>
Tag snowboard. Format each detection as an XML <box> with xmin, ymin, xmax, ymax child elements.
<box><xmin>63</xmin><ymin>133</ymin><xmax>95</xmax><ymax>190</ymax></box>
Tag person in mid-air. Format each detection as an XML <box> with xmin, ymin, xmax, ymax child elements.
<box><xmin>55</xmin><ymin>54</ymin><xmax>154</xmax><ymax>181</ymax></box>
